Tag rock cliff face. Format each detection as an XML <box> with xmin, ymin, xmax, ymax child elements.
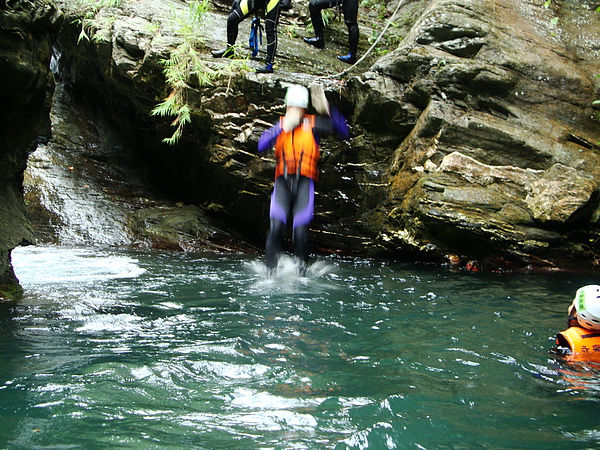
<box><xmin>0</xmin><ymin>0</ymin><xmax>61</xmax><ymax>301</ymax></box>
<box><xmin>356</xmin><ymin>0</ymin><xmax>600</xmax><ymax>271</ymax></box>
<box><xmin>6</xmin><ymin>0</ymin><xmax>600</xmax><ymax>279</ymax></box>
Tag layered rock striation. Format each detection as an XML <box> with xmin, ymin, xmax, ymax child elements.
<box><xmin>354</xmin><ymin>0</ymin><xmax>600</xmax><ymax>270</ymax></box>
<box><xmin>0</xmin><ymin>0</ymin><xmax>61</xmax><ymax>301</ymax></box>
<box><xmin>4</xmin><ymin>0</ymin><xmax>600</xmax><ymax>279</ymax></box>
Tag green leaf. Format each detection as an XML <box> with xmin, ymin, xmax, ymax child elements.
<box><xmin>77</xmin><ymin>28</ymin><xmax>90</xmax><ymax>43</ymax></box>
<box><xmin>152</xmin><ymin>0</ymin><xmax>250</xmax><ymax>145</ymax></box>
<box><xmin>151</xmin><ymin>94</ymin><xmax>179</xmax><ymax>117</ymax></box>
<box><xmin>174</xmin><ymin>105</ymin><xmax>191</xmax><ymax>126</ymax></box>
<box><xmin>162</xmin><ymin>128</ymin><xmax>182</xmax><ymax>145</ymax></box>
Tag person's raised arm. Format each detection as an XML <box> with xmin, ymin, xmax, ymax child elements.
<box><xmin>310</xmin><ymin>83</ymin><xmax>349</xmax><ymax>140</ymax></box>
<box><xmin>258</xmin><ymin>121</ymin><xmax>282</xmax><ymax>153</ymax></box>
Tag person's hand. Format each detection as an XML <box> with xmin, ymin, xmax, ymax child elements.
<box><xmin>309</xmin><ymin>83</ymin><xmax>330</xmax><ymax>116</ymax></box>
<box><xmin>282</xmin><ymin>107</ymin><xmax>302</xmax><ymax>132</ymax></box>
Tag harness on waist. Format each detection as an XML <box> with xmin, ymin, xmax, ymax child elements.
<box><xmin>249</xmin><ymin>16</ymin><xmax>263</xmax><ymax>56</ymax></box>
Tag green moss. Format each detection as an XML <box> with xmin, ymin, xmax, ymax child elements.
<box><xmin>0</xmin><ymin>281</ymin><xmax>23</xmax><ymax>305</ymax></box>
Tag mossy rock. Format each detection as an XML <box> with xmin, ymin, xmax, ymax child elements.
<box><xmin>0</xmin><ymin>282</ymin><xmax>24</xmax><ymax>305</ymax></box>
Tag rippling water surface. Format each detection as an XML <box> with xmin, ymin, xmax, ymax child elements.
<box><xmin>2</xmin><ymin>246</ymin><xmax>600</xmax><ymax>449</ymax></box>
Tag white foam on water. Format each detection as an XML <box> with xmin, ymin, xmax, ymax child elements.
<box><xmin>232</xmin><ymin>388</ymin><xmax>322</xmax><ymax>410</ymax></box>
<box><xmin>11</xmin><ymin>245</ymin><xmax>146</xmax><ymax>284</ymax></box>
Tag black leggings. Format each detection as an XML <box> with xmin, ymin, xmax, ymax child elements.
<box><xmin>265</xmin><ymin>175</ymin><xmax>314</xmax><ymax>270</ymax></box>
<box><xmin>308</xmin><ymin>0</ymin><xmax>359</xmax><ymax>54</ymax></box>
<box><xmin>227</xmin><ymin>0</ymin><xmax>281</xmax><ymax>63</ymax></box>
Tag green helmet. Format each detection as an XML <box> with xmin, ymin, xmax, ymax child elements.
<box><xmin>574</xmin><ymin>285</ymin><xmax>600</xmax><ymax>330</ymax></box>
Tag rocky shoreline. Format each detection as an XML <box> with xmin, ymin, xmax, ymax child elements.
<box><xmin>2</xmin><ymin>0</ymin><xmax>600</xmax><ymax>300</ymax></box>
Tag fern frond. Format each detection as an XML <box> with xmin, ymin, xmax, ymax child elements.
<box><xmin>151</xmin><ymin>93</ymin><xmax>179</xmax><ymax>117</ymax></box>
<box><xmin>162</xmin><ymin>128</ymin><xmax>183</xmax><ymax>145</ymax></box>
<box><xmin>152</xmin><ymin>0</ymin><xmax>251</xmax><ymax>145</ymax></box>
<box><xmin>175</xmin><ymin>105</ymin><xmax>191</xmax><ymax>125</ymax></box>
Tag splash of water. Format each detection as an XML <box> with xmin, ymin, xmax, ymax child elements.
<box><xmin>245</xmin><ymin>255</ymin><xmax>338</xmax><ymax>295</ymax></box>
<box><xmin>5</xmin><ymin>246</ymin><xmax>600</xmax><ymax>448</ymax></box>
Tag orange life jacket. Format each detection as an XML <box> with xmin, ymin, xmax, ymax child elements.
<box><xmin>274</xmin><ymin>115</ymin><xmax>319</xmax><ymax>180</ymax></box>
<box><xmin>556</xmin><ymin>327</ymin><xmax>600</xmax><ymax>361</ymax></box>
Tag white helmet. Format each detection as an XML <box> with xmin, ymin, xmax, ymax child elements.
<box><xmin>573</xmin><ymin>285</ymin><xmax>600</xmax><ymax>330</ymax></box>
<box><xmin>285</xmin><ymin>85</ymin><xmax>309</xmax><ymax>109</ymax></box>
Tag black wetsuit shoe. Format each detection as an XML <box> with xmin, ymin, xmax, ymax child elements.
<box><xmin>303</xmin><ymin>37</ymin><xmax>325</xmax><ymax>49</ymax></box>
<box><xmin>211</xmin><ymin>47</ymin><xmax>234</xmax><ymax>58</ymax></box>
<box><xmin>338</xmin><ymin>53</ymin><xmax>356</xmax><ymax>64</ymax></box>
<box><xmin>256</xmin><ymin>62</ymin><xmax>274</xmax><ymax>73</ymax></box>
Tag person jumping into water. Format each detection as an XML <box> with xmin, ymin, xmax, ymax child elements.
<box><xmin>258</xmin><ymin>84</ymin><xmax>349</xmax><ymax>275</ymax></box>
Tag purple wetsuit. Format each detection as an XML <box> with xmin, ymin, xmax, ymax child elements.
<box><xmin>258</xmin><ymin>107</ymin><xmax>349</xmax><ymax>271</ymax></box>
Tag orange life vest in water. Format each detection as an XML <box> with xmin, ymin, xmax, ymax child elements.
<box><xmin>556</xmin><ymin>327</ymin><xmax>600</xmax><ymax>361</ymax></box>
<box><xmin>274</xmin><ymin>115</ymin><xmax>319</xmax><ymax>180</ymax></box>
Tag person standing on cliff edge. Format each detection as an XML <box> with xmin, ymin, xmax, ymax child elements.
<box><xmin>258</xmin><ymin>84</ymin><xmax>349</xmax><ymax>276</ymax></box>
<box><xmin>211</xmin><ymin>0</ymin><xmax>291</xmax><ymax>73</ymax></box>
<box><xmin>302</xmin><ymin>0</ymin><xmax>359</xmax><ymax>64</ymax></box>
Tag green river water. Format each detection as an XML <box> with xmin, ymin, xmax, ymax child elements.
<box><xmin>1</xmin><ymin>245</ymin><xmax>599</xmax><ymax>449</ymax></box>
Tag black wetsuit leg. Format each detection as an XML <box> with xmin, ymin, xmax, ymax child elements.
<box><xmin>342</xmin><ymin>0</ymin><xmax>359</xmax><ymax>54</ymax></box>
<box><xmin>265</xmin><ymin>176</ymin><xmax>314</xmax><ymax>271</ymax></box>
<box><xmin>292</xmin><ymin>225</ymin><xmax>309</xmax><ymax>273</ymax></box>
<box><xmin>227</xmin><ymin>8</ymin><xmax>249</xmax><ymax>46</ymax></box>
<box><xmin>227</xmin><ymin>0</ymin><xmax>262</xmax><ymax>46</ymax></box>
<box><xmin>264</xmin><ymin>0</ymin><xmax>281</xmax><ymax>64</ymax></box>
<box><xmin>291</xmin><ymin>176</ymin><xmax>314</xmax><ymax>268</ymax></box>
<box><xmin>308</xmin><ymin>0</ymin><xmax>338</xmax><ymax>40</ymax></box>
<box><xmin>265</xmin><ymin>176</ymin><xmax>292</xmax><ymax>270</ymax></box>
<box><xmin>308</xmin><ymin>0</ymin><xmax>358</xmax><ymax>53</ymax></box>
<box><xmin>265</xmin><ymin>219</ymin><xmax>285</xmax><ymax>270</ymax></box>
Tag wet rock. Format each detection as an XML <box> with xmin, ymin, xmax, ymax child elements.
<box><xmin>415</xmin><ymin>4</ymin><xmax>488</xmax><ymax>58</ymax></box>
<box><xmin>357</xmin><ymin>0</ymin><xmax>600</xmax><ymax>271</ymax></box>
<box><xmin>6</xmin><ymin>0</ymin><xmax>600</xmax><ymax>275</ymax></box>
<box><xmin>128</xmin><ymin>204</ymin><xmax>258</xmax><ymax>253</ymax></box>
<box><xmin>0</xmin><ymin>0</ymin><xmax>61</xmax><ymax>301</ymax></box>
<box><xmin>525</xmin><ymin>164</ymin><xmax>598</xmax><ymax>224</ymax></box>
